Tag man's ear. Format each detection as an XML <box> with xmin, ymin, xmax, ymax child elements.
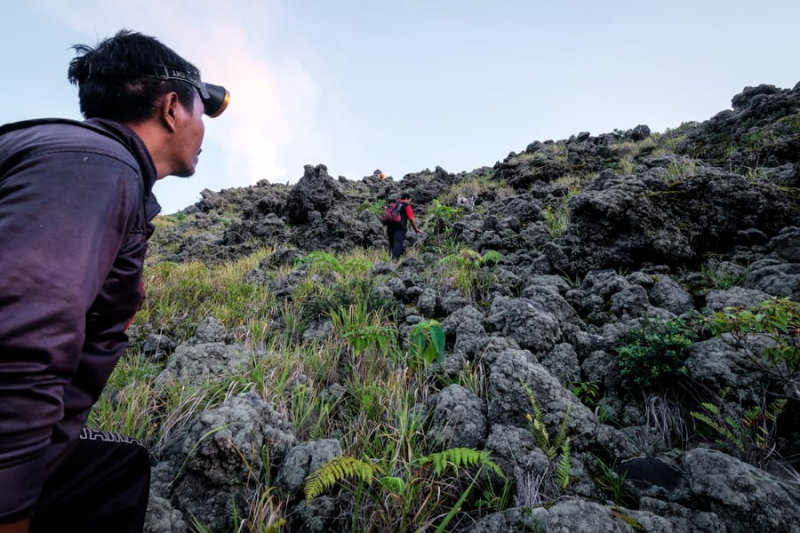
<box><xmin>159</xmin><ymin>92</ymin><xmax>181</xmax><ymax>133</ymax></box>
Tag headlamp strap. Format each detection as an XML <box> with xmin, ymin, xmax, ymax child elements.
<box><xmin>142</xmin><ymin>65</ymin><xmax>210</xmax><ymax>100</ymax></box>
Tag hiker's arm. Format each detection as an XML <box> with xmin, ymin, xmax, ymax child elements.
<box><xmin>0</xmin><ymin>151</ymin><xmax>138</xmax><ymax>522</ymax></box>
<box><xmin>406</xmin><ymin>206</ymin><xmax>422</xmax><ymax>233</ymax></box>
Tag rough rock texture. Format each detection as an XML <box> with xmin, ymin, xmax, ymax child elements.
<box><xmin>274</xmin><ymin>439</ymin><xmax>343</xmax><ymax>502</ymax></box>
<box><xmin>485</xmin><ymin>296</ymin><xmax>562</xmax><ymax>354</ymax></box>
<box><xmin>425</xmin><ymin>384</ymin><xmax>488</xmax><ymax>450</ymax></box>
<box><xmin>167</xmin><ymin>392</ymin><xmax>297</xmax><ymax>531</ymax></box>
<box><xmin>684</xmin><ymin>336</ymin><xmax>772</xmax><ymax>404</ymax></box>
<box><xmin>153</xmin><ymin>342</ymin><xmax>252</xmax><ymax>389</ymax></box>
<box><xmin>285</xmin><ymin>164</ymin><xmax>346</xmax><ymax>224</ymax></box>
<box><xmin>683</xmin><ymin>448</ymin><xmax>800</xmax><ymax>533</ymax></box>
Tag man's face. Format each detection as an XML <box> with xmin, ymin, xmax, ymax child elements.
<box><xmin>171</xmin><ymin>92</ymin><xmax>205</xmax><ymax>177</ymax></box>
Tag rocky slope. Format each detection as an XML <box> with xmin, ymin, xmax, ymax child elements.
<box><xmin>135</xmin><ymin>83</ymin><xmax>800</xmax><ymax>532</ymax></box>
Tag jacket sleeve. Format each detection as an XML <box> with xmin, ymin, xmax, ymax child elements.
<box><xmin>0</xmin><ymin>149</ymin><xmax>140</xmax><ymax>522</ymax></box>
<box><xmin>405</xmin><ymin>204</ymin><xmax>416</xmax><ymax>222</ymax></box>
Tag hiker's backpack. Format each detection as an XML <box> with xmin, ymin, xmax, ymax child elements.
<box><xmin>380</xmin><ymin>201</ymin><xmax>405</xmax><ymax>225</ymax></box>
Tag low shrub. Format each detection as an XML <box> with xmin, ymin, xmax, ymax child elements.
<box><xmin>614</xmin><ymin>314</ymin><xmax>704</xmax><ymax>388</ymax></box>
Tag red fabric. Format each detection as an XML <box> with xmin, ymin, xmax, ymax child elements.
<box><xmin>398</xmin><ymin>199</ymin><xmax>415</xmax><ymax>222</ymax></box>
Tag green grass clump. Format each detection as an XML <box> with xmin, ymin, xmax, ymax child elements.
<box><xmin>135</xmin><ymin>249</ymin><xmax>276</xmax><ymax>343</ymax></box>
<box><xmin>437</xmin><ymin>248</ymin><xmax>502</xmax><ymax>301</ymax></box>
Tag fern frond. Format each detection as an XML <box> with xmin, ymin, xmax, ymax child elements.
<box><xmin>742</xmin><ymin>405</ymin><xmax>762</xmax><ymax>424</ymax></box>
<box><xmin>690</xmin><ymin>411</ymin><xmax>715</xmax><ymax>428</ymax></box>
<box><xmin>553</xmin><ymin>403</ymin><xmax>572</xmax><ymax>451</ymax></box>
<box><xmin>767</xmin><ymin>398</ymin><xmax>787</xmax><ymax>420</ymax></box>
<box><xmin>481</xmin><ymin>250</ymin><xmax>503</xmax><ymax>265</ymax></box>
<box><xmin>521</xmin><ymin>381</ymin><xmax>544</xmax><ymax>421</ymax></box>
<box><xmin>380</xmin><ymin>476</ymin><xmax>406</xmax><ymax>493</ymax></box>
<box><xmin>304</xmin><ymin>456</ymin><xmax>375</xmax><ymax>502</ymax></box>
<box><xmin>556</xmin><ymin>439</ymin><xmax>571</xmax><ymax>490</ymax></box>
<box><xmin>723</xmin><ymin>415</ymin><xmax>742</xmax><ymax>432</ymax></box>
<box><xmin>418</xmin><ymin>448</ymin><xmax>490</xmax><ymax>477</ymax></box>
<box><xmin>531</xmin><ymin>420</ymin><xmax>551</xmax><ymax>457</ymax></box>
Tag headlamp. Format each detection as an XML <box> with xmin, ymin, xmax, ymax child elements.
<box><xmin>143</xmin><ymin>65</ymin><xmax>230</xmax><ymax>118</ymax></box>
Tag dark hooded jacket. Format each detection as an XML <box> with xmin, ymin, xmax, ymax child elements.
<box><xmin>0</xmin><ymin>118</ymin><xmax>160</xmax><ymax>521</ymax></box>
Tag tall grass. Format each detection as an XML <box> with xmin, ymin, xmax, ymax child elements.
<box><xmin>136</xmin><ymin>247</ymin><xmax>276</xmax><ymax>343</ymax></box>
<box><xmin>101</xmin><ymin>244</ymin><xmax>517</xmax><ymax>530</ymax></box>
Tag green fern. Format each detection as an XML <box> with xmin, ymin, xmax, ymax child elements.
<box><xmin>556</xmin><ymin>439</ymin><xmax>572</xmax><ymax>490</ymax></box>
<box><xmin>553</xmin><ymin>403</ymin><xmax>572</xmax><ymax>454</ymax></box>
<box><xmin>380</xmin><ymin>476</ymin><xmax>406</xmax><ymax>493</ymax></box>
<box><xmin>304</xmin><ymin>456</ymin><xmax>378</xmax><ymax>502</ymax></box>
<box><xmin>522</xmin><ymin>382</ymin><xmax>544</xmax><ymax>421</ymax></box>
<box><xmin>691</xmin><ymin>397</ymin><xmax>787</xmax><ymax>466</ymax></box>
<box><xmin>481</xmin><ymin>250</ymin><xmax>503</xmax><ymax>265</ymax></box>
<box><xmin>530</xmin><ymin>419</ymin><xmax>550</xmax><ymax>455</ymax></box>
<box><xmin>416</xmin><ymin>448</ymin><xmax>503</xmax><ymax>478</ymax></box>
<box><xmin>522</xmin><ymin>381</ymin><xmax>571</xmax><ymax>461</ymax></box>
<box><xmin>298</xmin><ymin>251</ymin><xmax>344</xmax><ymax>275</ymax></box>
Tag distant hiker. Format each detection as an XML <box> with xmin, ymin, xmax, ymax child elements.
<box><xmin>0</xmin><ymin>30</ymin><xmax>228</xmax><ymax>533</ymax></box>
<box><xmin>376</xmin><ymin>170</ymin><xmax>386</xmax><ymax>180</ymax></box>
<box><xmin>385</xmin><ymin>193</ymin><xmax>423</xmax><ymax>259</ymax></box>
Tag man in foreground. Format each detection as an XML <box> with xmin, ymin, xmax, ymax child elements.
<box><xmin>0</xmin><ymin>30</ymin><xmax>229</xmax><ymax>532</ymax></box>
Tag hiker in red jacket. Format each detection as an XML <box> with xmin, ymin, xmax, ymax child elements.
<box><xmin>387</xmin><ymin>193</ymin><xmax>423</xmax><ymax>259</ymax></box>
<box><xmin>0</xmin><ymin>30</ymin><xmax>228</xmax><ymax>533</ymax></box>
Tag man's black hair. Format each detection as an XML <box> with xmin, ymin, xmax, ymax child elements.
<box><xmin>400</xmin><ymin>193</ymin><xmax>411</xmax><ymax>200</ymax></box>
<box><xmin>67</xmin><ymin>29</ymin><xmax>200</xmax><ymax>123</ymax></box>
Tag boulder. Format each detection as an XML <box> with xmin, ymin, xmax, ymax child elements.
<box><xmin>425</xmin><ymin>384</ymin><xmax>488</xmax><ymax>450</ymax></box>
<box><xmin>683</xmin><ymin>448</ymin><xmax>800</xmax><ymax>533</ymax></box>
<box><xmin>285</xmin><ymin>164</ymin><xmax>345</xmax><ymax>224</ymax></box>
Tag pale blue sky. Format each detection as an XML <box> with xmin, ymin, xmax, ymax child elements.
<box><xmin>2</xmin><ymin>0</ymin><xmax>799</xmax><ymax>213</ymax></box>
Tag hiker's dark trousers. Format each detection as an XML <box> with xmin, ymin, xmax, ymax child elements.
<box><xmin>387</xmin><ymin>226</ymin><xmax>407</xmax><ymax>259</ymax></box>
<box><xmin>30</xmin><ymin>428</ymin><xmax>150</xmax><ymax>533</ymax></box>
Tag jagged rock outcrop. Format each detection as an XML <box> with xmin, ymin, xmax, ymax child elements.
<box><xmin>137</xmin><ymin>82</ymin><xmax>800</xmax><ymax>532</ymax></box>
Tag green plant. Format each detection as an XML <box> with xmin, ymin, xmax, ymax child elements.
<box><xmin>571</xmin><ymin>381</ymin><xmax>600</xmax><ymax>407</ymax></box>
<box><xmin>618</xmin><ymin>155</ymin><xmax>636</xmax><ymax>175</ymax></box>
<box><xmin>594</xmin><ymin>395</ymin><xmax>614</xmax><ymax>425</ymax></box>
<box><xmin>522</xmin><ymin>382</ymin><xmax>572</xmax><ymax>490</ymax></box>
<box><xmin>707</xmin><ymin>298</ymin><xmax>800</xmax><ymax>398</ymax></box>
<box><xmin>662</xmin><ymin>158</ymin><xmax>697</xmax><ymax>184</ymax></box>
<box><xmin>169</xmin><ymin>210</ymin><xmax>189</xmax><ymax>224</ymax></box>
<box><xmin>543</xmin><ymin>201</ymin><xmax>570</xmax><ymax>238</ymax></box>
<box><xmin>416</xmin><ymin>448</ymin><xmax>505</xmax><ymax>533</ymax></box>
<box><xmin>700</xmin><ymin>261</ymin><xmax>749</xmax><ymax>290</ymax></box>
<box><xmin>614</xmin><ymin>314</ymin><xmax>703</xmax><ymax>388</ymax></box>
<box><xmin>302</xmin><ymin>276</ymin><xmax>397</xmax><ymax>321</ymax></box>
<box><xmin>707</xmin><ymin>298</ymin><xmax>800</xmax><ymax>399</ymax></box>
<box><xmin>297</xmin><ymin>250</ymin><xmax>345</xmax><ymax>276</ymax></box>
<box><xmin>330</xmin><ymin>303</ymin><xmax>398</xmax><ymax>358</ymax></box>
<box><xmin>359</xmin><ymin>198</ymin><xmax>385</xmax><ymax>216</ymax></box>
<box><xmin>691</xmin><ymin>394</ymin><xmax>787</xmax><ymax>467</ymax></box>
<box><xmin>438</xmin><ymin>248</ymin><xmax>502</xmax><ymax>301</ymax></box>
<box><xmin>305</xmin><ymin>455</ymin><xmax>379</xmax><ymax>501</ymax></box>
<box><xmin>304</xmin><ymin>448</ymin><xmax>504</xmax><ymax>532</ymax></box>
<box><xmin>426</xmin><ymin>199</ymin><xmax>462</xmax><ymax>236</ymax></box>
<box><xmin>407</xmin><ymin>319</ymin><xmax>445</xmax><ymax>372</ymax></box>
<box><xmin>593</xmin><ymin>456</ymin><xmax>633</xmax><ymax>505</ymax></box>
<box><xmin>475</xmin><ymin>476</ymin><xmax>514</xmax><ymax>513</ymax></box>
